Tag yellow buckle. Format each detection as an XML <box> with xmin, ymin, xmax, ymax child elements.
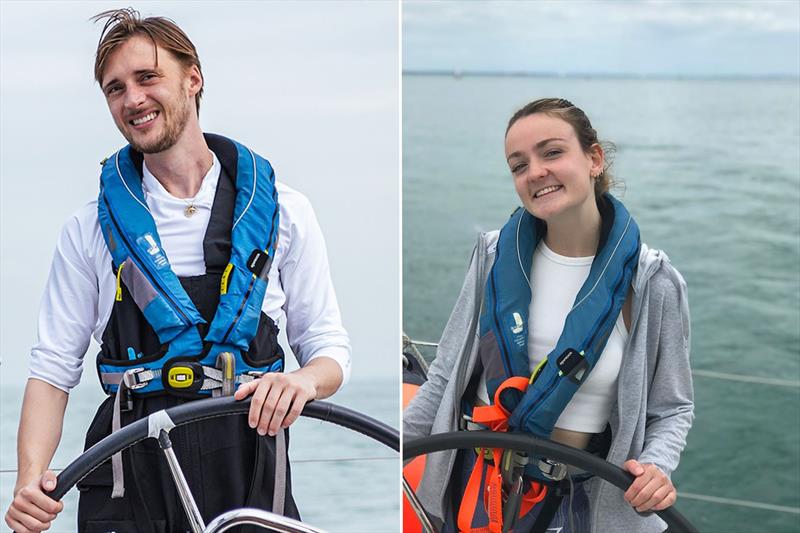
<box><xmin>167</xmin><ymin>365</ymin><xmax>196</xmax><ymax>389</ymax></box>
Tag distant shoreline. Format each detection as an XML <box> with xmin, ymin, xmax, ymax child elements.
<box><xmin>403</xmin><ymin>70</ymin><xmax>800</xmax><ymax>82</ymax></box>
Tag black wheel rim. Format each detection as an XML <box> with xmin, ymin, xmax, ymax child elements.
<box><xmin>51</xmin><ymin>397</ymin><xmax>399</xmax><ymax>501</ymax></box>
<box><xmin>404</xmin><ymin>431</ymin><xmax>699</xmax><ymax>533</ymax></box>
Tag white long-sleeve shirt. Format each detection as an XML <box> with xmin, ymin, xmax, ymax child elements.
<box><xmin>29</xmin><ymin>152</ymin><xmax>351</xmax><ymax>392</ymax></box>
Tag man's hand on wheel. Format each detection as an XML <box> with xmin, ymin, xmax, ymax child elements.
<box><xmin>5</xmin><ymin>470</ymin><xmax>63</xmax><ymax>533</ymax></box>
<box><xmin>234</xmin><ymin>371</ymin><xmax>318</xmax><ymax>436</ymax></box>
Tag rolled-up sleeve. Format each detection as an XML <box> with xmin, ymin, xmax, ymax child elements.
<box><xmin>29</xmin><ymin>214</ymin><xmax>99</xmax><ymax>392</ymax></box>
<box><xmin>279</xmin><ymin>193</ymin><xmax>351</xmax><ymax>389</ymax></box>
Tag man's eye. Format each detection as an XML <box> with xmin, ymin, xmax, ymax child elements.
<box><xmin>141</xmin><ymin>73</ymin><xmax>156</xmax><ymax>81</ymax></box>
<box><xmin>106</xmin><ymin>86</ymin><xmax>121</xmax><ymax>95</ymax></box>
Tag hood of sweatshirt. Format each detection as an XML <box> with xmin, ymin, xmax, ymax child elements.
<box><xmin>634</xmin><ymin>242</ymin><xmax>670</xmax><ymax>294</ymax></box>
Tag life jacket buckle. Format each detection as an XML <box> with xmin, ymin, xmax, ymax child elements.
<box><xmin>501</xmin><ymin>450</ymin><xmax>529</xmax><ymax>488</ymax></box>
<box><xmin>234</xmin><ymin>371</ymin><xmax>265</xmax><ymax>388</ymax></box>
<box><xmin>163</xmin><ymin>361</ymin><xmax>204</xmax><ymax>394</ymax></box>
<box><xmin>537</xmin><ymin>458</ymin><xmax>567</xmax><ymax>481</ymax></box>
<box><xmin>119</xmin><ymin>367</ymin><xmax>149</xmax><ymax>412</ymax></box>
<box><xmin>121</xmin><ymin>367</ymin><xmax>149</xmax><ymax>390</ymax></box>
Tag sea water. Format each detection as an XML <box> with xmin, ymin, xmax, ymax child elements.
<box><xmin>403</xmin><ymin>75</ymin><xmax>800</xmax><ymax>533</ymax></box>
<box><xmin>0</xmin><ymin>377</ymin><xmax>399</xmax><ymax>533</ymax></box>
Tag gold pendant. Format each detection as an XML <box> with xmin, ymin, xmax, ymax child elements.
<box><xmin>184</xmin><ymin>204</ymin><xmax>197</xmax><ymax>218</ymax></box>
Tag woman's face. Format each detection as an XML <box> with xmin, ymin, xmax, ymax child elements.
<box><xmin>505</xmin><ymin>113</ymin><xmax>603</xmax><ymax>222</ymax></box>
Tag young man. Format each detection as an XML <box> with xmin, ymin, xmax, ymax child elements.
<box><xmin>5</xmin><ymin>9</ymin><xmax>350</xmax><ymax>533</ymax></box>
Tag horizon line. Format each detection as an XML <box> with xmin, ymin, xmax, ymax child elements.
<box><xmin>403</xmin><ymin>69</ymin><xmax>800</xmax><ymax>81</ymax></box>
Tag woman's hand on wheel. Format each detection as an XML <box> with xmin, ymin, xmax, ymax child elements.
<box><xmin>623</xmin><ymin>459</ymin><xmax>677</xmax><ymax>512</ymax></box>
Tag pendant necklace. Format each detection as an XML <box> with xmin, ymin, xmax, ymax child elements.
<box><xmin>184</xmin><ymin>198</ymin><xmax>198</xmax><ymax>218</ymax></box>
<box><xmin>183</xmin><ymin>150</ymin><xmax>213</xmax><ymax>218</ymax></box>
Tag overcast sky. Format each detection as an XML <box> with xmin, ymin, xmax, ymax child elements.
<box><xmin>403</xmin><ymin>0</ymin><xmax>800</xmax><ymax>77</ymax></box>
<box><xmin>0</xmin><ymin>1</ymin><xmax>399</xmax><ymax>387</ymax></box>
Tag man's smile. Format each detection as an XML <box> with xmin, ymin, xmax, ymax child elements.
<box><xmin>129</xmin><ymin>110</ymin><xmax>160</xmax><ymax>128</ymax></box>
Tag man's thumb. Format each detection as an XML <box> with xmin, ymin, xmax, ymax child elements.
<box><xmin>41</xmin><ymin>470</ymin><xmax>57</xmax><ymax>492</ymax></box>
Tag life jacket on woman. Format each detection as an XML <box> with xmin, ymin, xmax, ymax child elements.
<box><xmin>456</xmin><ymin>194</ymin><xmax>640</xmax><ymax>532</ymax></box>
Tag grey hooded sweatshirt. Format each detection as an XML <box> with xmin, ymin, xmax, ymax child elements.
<box><xmin>404</xmin><ymin>231</ymin><xmax>694</xmax><ymax>533</ymax></box>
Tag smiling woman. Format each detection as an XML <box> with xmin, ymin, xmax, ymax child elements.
<box><xmin>403</xmin><ymin>98</ymin><xmax>694</xmax><ymax>533</ymax></box>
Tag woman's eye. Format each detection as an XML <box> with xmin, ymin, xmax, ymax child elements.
<box><xmin>545</xmin><ymin>150</ymin><xmax>562</xmax><ymax>158</ymax></box>
<box><xmin>510</xmin><ymin>163</ymin><xmax>527</xmax><ymax>174</ymax></box>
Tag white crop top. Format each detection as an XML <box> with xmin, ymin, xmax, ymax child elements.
<box><xmin>477</xmin><ymin>241</ymin><xmax>628</xmax><ymax>433</ymax></box>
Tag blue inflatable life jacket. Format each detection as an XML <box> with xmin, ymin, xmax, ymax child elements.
<box><xmin>476</xmin><ymin>194</ymin><xmax>640</xmax><ymax>478</ymax></box>
<box><xmin>96</xmin><ymin>134</ymin><xmax>282</xmax><ymax>398</ymax></box>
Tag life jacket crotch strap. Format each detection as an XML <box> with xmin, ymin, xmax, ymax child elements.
<box><xmin>457</xmin><ymin>377</ymin><xmax>548</xmax><ymax>533</ymax></box>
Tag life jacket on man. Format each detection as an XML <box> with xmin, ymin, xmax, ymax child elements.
<box><xmin>76</xmin><ymin>134</ymin><xmax>298</xmax><ymax>532</ymax></box>
<box><xmin>96</xmin><ymin>133</ymin><xmax>283</xmax><ymax>399</ymax></box>
<box><xmin>454</xmin><ymin>194</ymin><xmax>640</xmax><ymax>533</ymax></box>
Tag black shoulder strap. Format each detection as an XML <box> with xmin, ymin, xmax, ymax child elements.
<box><xmin>203</xmin><ymin>164</ymin><xmax>236</xmax><ymax>274</ymax></box>
<box><xmin>202</xmin><ymin>133</ymin><xmax>240</xmax><ymax>275</ymax></box>
<box><xmin>596</xmin><ymin>194</ymin><xmax>615</xmax><ymax>252</ymax></box>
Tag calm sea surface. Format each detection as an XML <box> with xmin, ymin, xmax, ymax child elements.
<box><xmin>403</xmin><ymin>75</ymin><xmax>800</xmax><ymax>532</ymax></box>
<box><xmin>0</xmin><ymin>378</ymin><xmax>399</xmax><ymax>532</ymax></box>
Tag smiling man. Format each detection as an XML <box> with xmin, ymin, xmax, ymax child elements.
<box><xmin>5</xmin><ymin>8</ymin><xmax>350</xmax><ymax>533</ymax></box>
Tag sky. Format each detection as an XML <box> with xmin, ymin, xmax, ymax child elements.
<box><xmin>403</xmin><ymin>0</ymin><xmax>800</xmax><ymax>77</ymax></box>
<box><xmin>0</xmin><ymin>1</ymin><xmax>400</xmax><ymax>388</ymax></box>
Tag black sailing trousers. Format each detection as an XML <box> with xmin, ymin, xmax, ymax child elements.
<box><xmin>76</xmin><ymin>394</ymin><xmax>299</xmax><ymax>533</ymax></box>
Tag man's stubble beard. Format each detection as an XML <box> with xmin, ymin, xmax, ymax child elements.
<box><xmin>122</xmin><ymin>96</ymin><xmax>192</xmax><ymax>154</ymax></box>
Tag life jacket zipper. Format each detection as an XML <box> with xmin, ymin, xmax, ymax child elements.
<box><xmin>221</xmin><ymin>273</ymin><xmax>257</xmax><ymax>343</ymax></box>
<box><xmin>103</xmin><ymin>195</ymin><xmax>190</xmax><ymax>326</ymax></box>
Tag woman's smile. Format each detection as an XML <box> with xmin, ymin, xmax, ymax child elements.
<box><xmin>533</xmin><ymin>184</ymin><xmax>563</xmax><ymax>198</ymax></box>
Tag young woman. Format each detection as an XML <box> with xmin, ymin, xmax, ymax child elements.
<box><xmin>403</xmin><ymin>98</ymin><xmax>694</xmax><ymax>533</ymax></box>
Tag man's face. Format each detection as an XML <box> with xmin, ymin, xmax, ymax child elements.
<box><xmin>100</xmin><ymin>35</ymin><xmax>201</xmax><ymax>154</ymax></box>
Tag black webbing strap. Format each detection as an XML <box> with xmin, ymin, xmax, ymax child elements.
<box><xmin>530</xmin><ymin>479</ymin><xmax>569</xmax><ymax>533</ymax></box>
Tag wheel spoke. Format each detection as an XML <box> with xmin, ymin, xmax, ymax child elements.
<box><xmin>157</xmin><ymin>429</ymin><xmax>206</xmax><ymax>533</ymax></box>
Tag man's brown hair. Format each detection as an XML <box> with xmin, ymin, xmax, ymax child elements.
<box><xmin>92</xmin><ymin>8</ymin><xmax>204</xmax><ymax>114</ymax></box>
